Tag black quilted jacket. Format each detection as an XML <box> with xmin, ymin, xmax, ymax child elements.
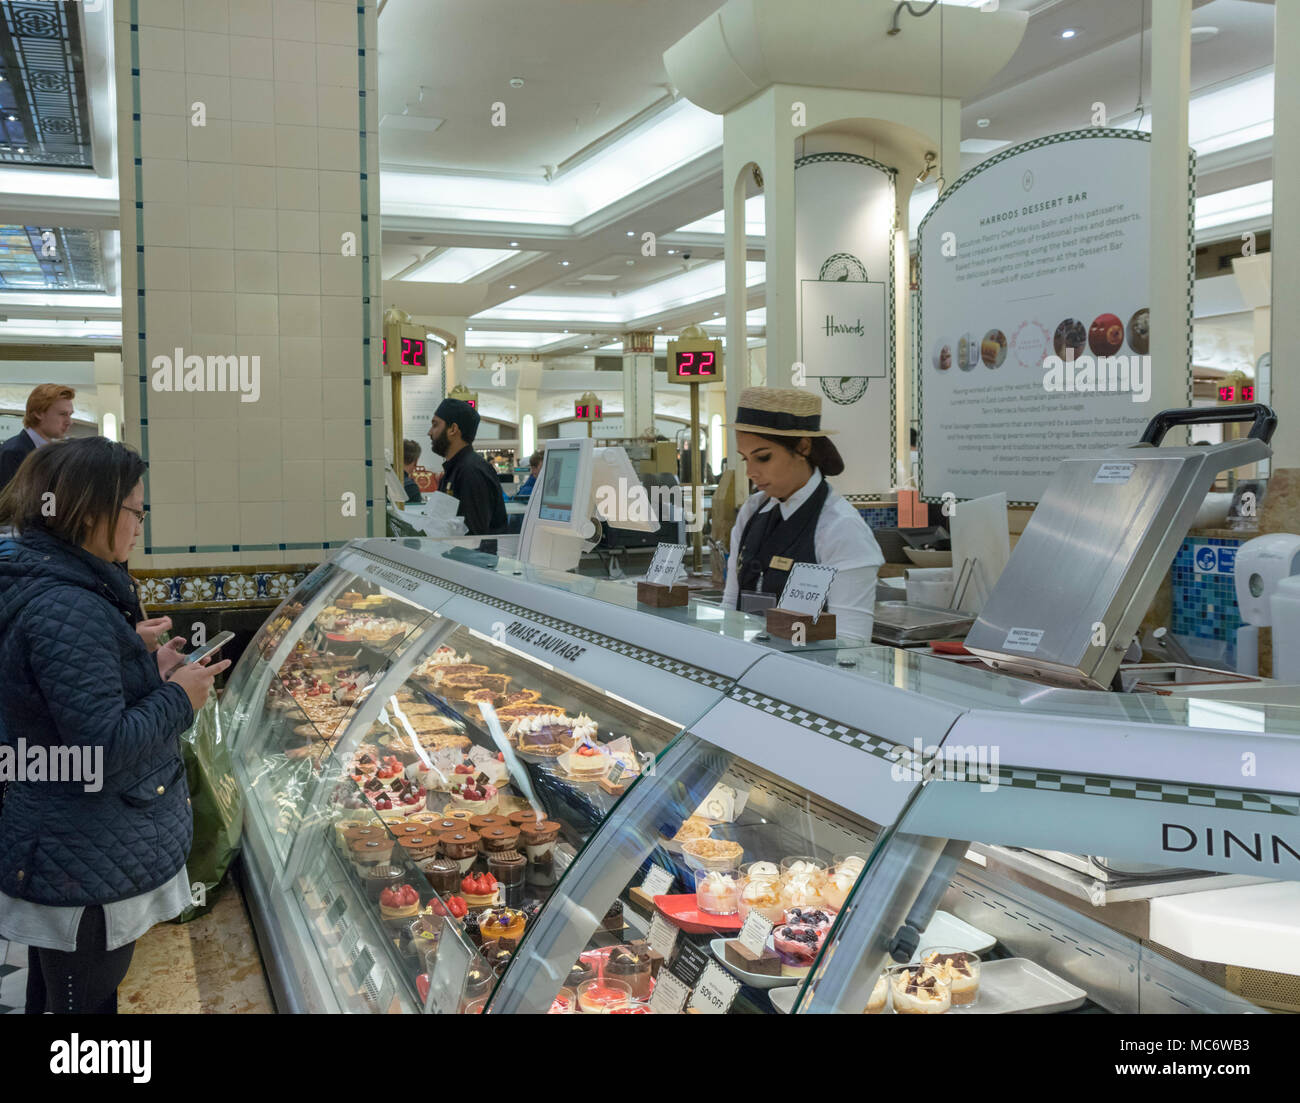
<box><xmin>0</xmin><ymin>527</ymin><xmax>195</xmax><ymax>906</ymax></box>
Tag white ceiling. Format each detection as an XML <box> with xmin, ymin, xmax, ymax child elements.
<box><xmin>0</xmin><ymin>0</ymin><xmax>1282</xmax><ymax>353</ymax></box>
<box><xmin>376</xmin><ymin>0</ymin><xmax>719</xmax><ymax>176</ymax></box>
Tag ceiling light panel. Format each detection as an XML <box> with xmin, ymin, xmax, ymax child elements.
<box><xmin>405</xmin><ymin>247</ymin><xmax>520</xmax><ymax>283</ymax></box>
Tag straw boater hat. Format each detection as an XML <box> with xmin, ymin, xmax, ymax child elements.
<box><xmin>729</xmin><ymin>386</ymin><xmax>838</xmax><ymax>436</ymax></box>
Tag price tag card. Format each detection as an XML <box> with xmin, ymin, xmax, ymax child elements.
<box><xmin>427</xmin><ymin>932</ymin><xmax>472</xmax><ymax>1015</ymax></box>
<box><xmin>645</xmin><ymin>543</ymin><xmax>688</xmax><ymax>588</ymax></box>
<box><xmin>641</xmin><ymin>865</ymin><xmax>675</xmax><ymax>898</ymax></box>
<box><xmin>350</xmin><ymin>946</ymin><xmax>375</xmax><ymax>989</ymax></box>
<box><xmin>776</xmin><ymin>563</ymin><xmax>837</xmax><ymax>621</ymax></box>
<box><xmin>326</xmin><ymin>894</ymin><xmax>347</xmax><ymax>929</ymax></box>
<box><xmin>737</xmin><ymin>911</ymin><xmax>774</xmax><ymax>956</ymax></box>
<box><xmin>648</xmin><ymin>971</ymin><xmax>691</xmax><ymax>1015</ymax></box>
<box><xmin>467</xmin><ymin>745</ymin><xmax>498</xmax><ymax>769</ymax></box>
<box><xmin>669</xmin><ymin>940</ymin><xmax>710</xmax><ymax>988</ymax></box>
<box><xmin>647</xmin><ymin>912</ymin><xmax>679</xmax><ymax>959</ymax></box>
<box><xmin>688</xmin><ymin>960</ymin><xmax>742</xmax><ymax>1015</ymax></box>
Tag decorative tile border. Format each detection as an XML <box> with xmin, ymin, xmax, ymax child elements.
<box><xmin>952</xmin><ymin>764</ymin><xmax>1299</xmax><ymax>817</ymax></box>
<box><xmin>135</xmin><ymin>564</ymin><xmax>311</xmax><ymax>610</ymax></box>
<box><xmin>727</xmin><ymin>686</ymin><xmax>913</xmax><ymax>767</ymax></box>
<box><xmin>1171</xmin><ymin>535</ymin><xmax>1243</xmax><ymax>665</ymax></box>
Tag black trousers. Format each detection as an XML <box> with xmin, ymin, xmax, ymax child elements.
<box><xmin>25</xmin><ymin>904</ymin><xmax>136</xmax><ymax>1014</ymax></box>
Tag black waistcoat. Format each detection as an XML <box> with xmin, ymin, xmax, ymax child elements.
<box><xmin>735</xmin><ymin>477</ymin><xmax>830</xmax><ymax>598</ymax></box>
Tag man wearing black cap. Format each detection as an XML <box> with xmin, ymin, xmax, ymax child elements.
<box><xmin>429</xmin><ymin>397</ymin><xmax>506</xmax><ymax>550</ymax></box>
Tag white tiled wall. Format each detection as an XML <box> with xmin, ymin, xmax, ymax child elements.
<box><xmin>119</xmin><ymin>0</ymin><xmax>382</xmax><ymax>566</ymax></box>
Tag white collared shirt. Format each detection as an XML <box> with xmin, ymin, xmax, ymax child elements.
<box><xmin>25</xmin><ymin>427</ymin><xmax>47</xmax><ymax>448</ymax></box>
<box><xmin>722</xmin><ymin>469</ymin><xmax>884</xmax><ymax>641</ymax></box>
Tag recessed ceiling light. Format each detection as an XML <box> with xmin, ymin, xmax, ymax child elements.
<box><xmin>560</xmin><ymin>260</ymin><xmax>570</xmax><ymax>266</ymax></box>
<box><xmin>17</xmin><ymin>147</ymin><xmax>24</xmax><ymax>153</ymax></box>
<box><xmin>5</xmin><ymin>116</ymin><xmax>13</xmax><ymax>122</ymax></box>
<box><xmin>1190</xmin><ymin>25</ymin><xmax>1219</xmax><ymax>44</ymax></box>
<box><xmin>509</xmin><ymin>77</ymin><xmax>524</xmax><ymax>89</ymax></box>
<box><xmin>657</xmin><ymin>326</ymin><xmax>663</xmax><ymax>331</ymax></box>
<box><xmin>507</xmin><ymin>284</ymin><xmax>517</xmax><ymax>289</ymax></box>
<box><xmin>626</xmin><ymin>230</ymin><xmax>634</xmax><ymax>237</ymax></box>
<box><xmin>713</xmin><ymin>311</ymin><xmax>720</xmax><ymax>317</ymax></box>
<box><xmin>509</xmin><ymin>241</ymin><xmax>519</xmax><ymax>247</ymax></box>
<box><xmin>1059</xmin><ymin>28</ymin><xmax>1078</xmax><ymax>39</ymax></box>
<box><xmin>666</xmin><ymin>249</ymin><xmax>676</xmax><ymax>255</ymax></box>
<box><xmin>625</xmin><ymin>259</ymin><xmax>634</xmax><ymax>266</ymax></box>
<box><xmin>977</xmin><ymin>118</ymin><xmax>990</xmax><ymax>128</ymax></box>
<box><xmin>466</xmin><ymin>326</ymin><xmax>473</xmax><ymax>331</ymax></box>
<box><xmin>563</xmin><ymin>329</ymin><xmax>568</xmax><ymax>334</ymax></box>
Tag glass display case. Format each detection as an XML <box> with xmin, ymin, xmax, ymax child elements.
<box><xmin>225</xmin><ymin>537</ymin><xmax>1300</xmax><ymax>1014</ymax></box>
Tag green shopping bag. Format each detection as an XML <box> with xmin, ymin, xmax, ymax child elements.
<box><xmin>173</xmin><ymin>694</ymin><xmax>244</xmax><ymax>923</ymax></box>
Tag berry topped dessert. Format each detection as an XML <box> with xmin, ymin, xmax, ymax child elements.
<box><xmin>379</xmin><ymin>883</ymin><xmax>420</xmax><ymax>921</ymax></box>
<box><xmin>461</xmin><ymin>871</ymin><xmax>499</xmax><ymax>906</ymax></box>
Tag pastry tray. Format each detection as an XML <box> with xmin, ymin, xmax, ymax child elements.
<box><xmin>947</xmin><ymin>958</ymin><xmax>1086</xmax><ymax>1014</ymax></box>
<box><xmin>871</xmin><ymin>601</ymin><xmax>975</xmax><ymax>644</ymax></box>
<box><xmin>654</xmin><ymin>893</ymin><xmax>742</xmax><ymax>934</ymax></box>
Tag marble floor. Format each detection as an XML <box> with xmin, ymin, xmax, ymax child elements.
<box><xmin>0</xmin><ymin>876</ymin><xmax>275</xmax><ymax>1015</ymax></box>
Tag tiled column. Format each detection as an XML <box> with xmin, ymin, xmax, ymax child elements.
<box><xmin>621</xmin><ymin>330</ymin><xmax>655</xmax><ymax>438</ymax></box>
<box><xmin>116</xmin><ymin>0</ymin><xmax>383</xmax><ymax>569</ymax></box>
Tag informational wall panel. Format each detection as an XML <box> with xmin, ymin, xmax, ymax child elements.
<box><xmin>917</xmin><ymin>131</ymin><xmax>1192</xmax><ymax>504</ymax></box>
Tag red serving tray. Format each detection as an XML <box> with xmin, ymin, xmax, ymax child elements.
<box><xmin>930</xmin><ymin>640</ymin><xmax>972</xmax><ymax>655</ymax></box>
<box><xmin>653</xmin><ymin>893</ymin><xmax>743</xmax><ymax>934</ymax></box>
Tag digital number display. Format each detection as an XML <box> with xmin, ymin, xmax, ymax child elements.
<box><xmin>1241</xmin><ymin>384</ymin><xmax>1255</xmax><ymax>402</ymax></box>
<box><xmin>382</xmin><ymin>334</ymin><xmax>427</xmax><ymax>368</ymax></box>
<box><xmin>1219</xmin><ymin>385</ymin><xmax>1235</xmax><ymax>402</ymax></box>
<box><xmin>674</xmin><ymin>349</ymin><xmax>717</xmax><ymax>377</ymax></box>
<box><xmin>574</xmin><ymin>403</ymin><xmax>601</xmax><ymax>419</ymax></box>
<box><xmin>401</xmin><ymin>337</ymin><xmax>426</xmax><ymax>368</ymax></box>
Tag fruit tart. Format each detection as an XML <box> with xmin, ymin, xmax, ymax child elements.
<box><xmin>461</xmin><ymin>871</ymin><xmax>499</xmax><ymax>907</ymax></box>
<box><xmin>379</xmin><ymin>883</ymin><xmax>420</xmax><ymax>922</ymax></box>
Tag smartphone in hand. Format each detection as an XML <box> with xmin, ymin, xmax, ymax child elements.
<box><xmin>184</xmin><ymin>630</ymin><xmax>236</xmax><ymax>666</ymax></box>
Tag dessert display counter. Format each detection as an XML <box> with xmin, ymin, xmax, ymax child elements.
<box><xmin>223</xmin><ymin>538</ymin><xmax>1300</xmax><ymax>1014</ymax></box>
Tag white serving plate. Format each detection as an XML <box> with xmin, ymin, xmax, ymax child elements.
<box><xmin>709</xmin><ymin>938</ymin><xmax>800</xmax><ymax>990</ymax></box>
<box><xmin>918</xmin><ymin>910</ymin><xmax>996</xmax><ymax>955</ymax></box>
<box><xmin>769</xmin><ymin>985</ymin><xmax>801</xmax><ymax>1013</ymax></box>
<box><xmin>947</xmin><ymin>958</ymin><xmax>1086</xmax><ymax>1014</ymax></box>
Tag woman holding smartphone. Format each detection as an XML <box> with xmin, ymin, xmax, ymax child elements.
<box><xmin>0</xmin><ymin>438</ymin><xmax>228</xmax><ymax>1013</ymax></box>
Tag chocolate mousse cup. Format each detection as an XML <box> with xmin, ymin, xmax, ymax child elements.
<box><xmin>478</xmin><ymin>825</ymin><xmax>521</xmax><ymax>856</ymax></box>
<box><xmin>438</xmin><ymin>829</ymin><xmax>481</xmax><ymax>874</ymax></box>
<box><xmin>417</xmin><ymin>856</ymin><xmax>461</xmax><ymax>896</ymax></box>
<box><xmin>518</xmin><ymin>819</ymin><xmax>560</xmax><ymax>864</ymax></box>
<box><xmin>487</xmin><ymin>850</ymin><xmax>527</xmax><ymax>907</ymax></box>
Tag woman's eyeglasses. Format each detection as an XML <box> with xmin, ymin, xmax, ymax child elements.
<box><xmin>121</xmin><ymin>505</ymin><xmax>147</xmax><ymax>525</ymax></box>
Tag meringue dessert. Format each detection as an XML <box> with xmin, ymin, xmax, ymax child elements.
<box><xmin>890</xmin><ymin>965</ymin><xmax>951</xmax><ymax>1015</ymax></box>
<box><xmin>864</xmin><ymin>973</ymin><xmax>889</xmax><ymax>1014</ymax></box>
<box><xmin>695</xmin><ymin>870</ymin><xmax>741</xmax><ymax>915</ymax></box>
<box><xmin>921</xmin><ymin>948</ymin><xmax>980</xmax><ymax>1005</ymax></box>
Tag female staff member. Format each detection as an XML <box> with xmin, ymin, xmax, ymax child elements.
<box><xmin>0</xmin><ymin>438</ymin><xmax>228</xmax><ymax>1013</ymax></box>
<box><xmin>722</xmin><ymin>387</ymin><xmax>884</xmax><ymax>641</ymax></box>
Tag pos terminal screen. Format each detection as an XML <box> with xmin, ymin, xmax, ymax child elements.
<box><xmin>538</xmin><ymin>447</ymin><xmax>579</xmax><ymax>523</ymax></box>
